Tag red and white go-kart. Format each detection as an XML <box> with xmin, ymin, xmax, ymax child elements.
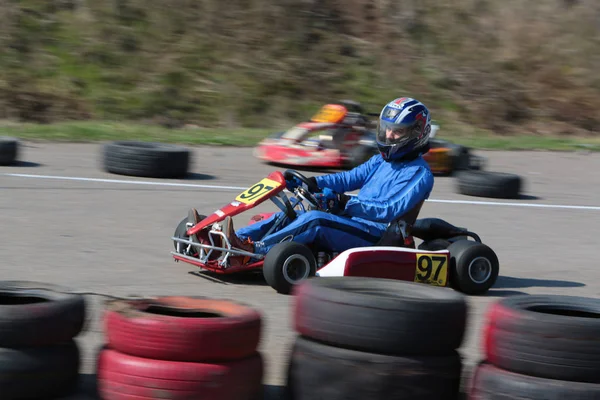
<box><xmin>171</xmin><ymin>169</ymin><xmax>499</xmax><ymax>295</ymax></box>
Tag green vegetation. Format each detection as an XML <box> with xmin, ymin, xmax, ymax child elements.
<box><xmin>1</xmin><ymin>0</ymin><xmax>599</xmax><ymax>148</ymax></box>
<box><xmin>3</xmin><ymin>121</ymin><xmax>600</xmax><ymax>151</ymax></box>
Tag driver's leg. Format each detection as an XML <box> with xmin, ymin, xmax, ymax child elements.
<box><xmin>235</xmin><ymin>211</ymin><xmax>288</xmax><ymax>242</ymax></box>
<box><xmin>253</xmin><ymin>211</ymin><xmax>385</xmax><ymax>255</ymax></box>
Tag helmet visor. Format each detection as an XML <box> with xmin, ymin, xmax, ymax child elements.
<box><xmin>377</xmin><ymin>120</ymin><xmax>421</xmax><ymax>146</ymax></box>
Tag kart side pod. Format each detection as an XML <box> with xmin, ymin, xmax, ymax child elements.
<box><xmin>306</xmin><ymin>240</ymin><xmax>499</xmax><ymax>296</ymax></box>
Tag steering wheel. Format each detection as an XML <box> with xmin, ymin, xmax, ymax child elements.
<box><xmin>283</xmin><ymin>169</ymin><xmax>322</xmax><ymax>210</ymax></box>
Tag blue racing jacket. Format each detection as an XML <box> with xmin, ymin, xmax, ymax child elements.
<box><xmin>314</xmin><ymin>154</ymin><xmax>434</xmax><ymax>225</ymax></box>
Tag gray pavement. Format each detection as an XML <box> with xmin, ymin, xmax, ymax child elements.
<box><xmin>1</xmin><ymin>142</ymin><xmax>600</xmax><ymax>398</ymax></box>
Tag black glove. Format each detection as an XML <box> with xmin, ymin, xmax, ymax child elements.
<box><xmin>338</xmin><ymin>193</ymin><xmax>351</xmax><ymax>210</ymax></box>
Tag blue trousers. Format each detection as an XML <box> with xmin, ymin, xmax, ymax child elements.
<box><xmin>236</xmin><ymin>210</ymin><xmax>386</xmax><ymax>255</ymax></box>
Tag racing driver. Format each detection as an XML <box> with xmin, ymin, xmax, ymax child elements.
<box><xmin>189</xmin><ymin>97</ymin><xmax>435</xmax><ymax>266</ymax></box>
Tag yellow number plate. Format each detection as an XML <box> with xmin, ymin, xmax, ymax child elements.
<box><xmin>235</xmin><ymin>178</ymin><xmax>281</xmax><ymax>205</ymax></box>
<box><xmin>311</xmin><ymin>104</ymin><xmax>347</xmax><ymax>123</ymax></box>
<box><xmin>414</xmin><ymin>253</ymin><xmax>449</xmax><ymax>286</ymax></box>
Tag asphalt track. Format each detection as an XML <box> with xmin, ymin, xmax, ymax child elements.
<box><xmin>2</xmin><ymin>142</ymin><xmax>600</xmax><ymax>398</ymax></box>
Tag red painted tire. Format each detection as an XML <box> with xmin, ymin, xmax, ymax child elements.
<box><xmin>104</xmin><ymin>296</ymin><xmax>262</xmax><ymax>362</ymax></box>
<box><xmin>97</xmin><ymin>348</ymin><xmax>264</xmax><ymax>400</ymax></box>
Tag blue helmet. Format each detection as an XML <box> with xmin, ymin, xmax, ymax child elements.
<box><xmin>376</xmin><ymin>97</ymin><xmax>432</xmax><ymax>162</ymax></box>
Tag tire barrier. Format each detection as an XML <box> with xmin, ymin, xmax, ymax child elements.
<box><xmin>470</xmin><ymin>294</ymin><xmax>600</xmax><ymax>399</ymax></box>
<box><xmin>0</xmin><ymin>136</ymin><xmax>20</xmax><ymax>166</ymax></box>
<box><xmin>102</xmin><ymin>141</ymin><xmax>191</xmax><ymax>178</ymax></box>
<box><xmin>0</xmin><ymin>281</ymin><xmax>86</xmax><ymax>400</ymax></box>
<box><xmin>286</xmin><ymin>277</ymin><xmax>468</xmax><ymax>400</ymax></box>
<box><xmin>97</xmin><ymin>296</ymin><xmax>264</xmax><ymax>400</ymax></box>
<box><xmin>2</xmin><ymin>280</ymin><xmax>597</xmax><ymax>399</ymax></box>
<box><xmin>455</xmin><ymin>170</ymin><xmax>523</xmax><ymax>199</ymax></box>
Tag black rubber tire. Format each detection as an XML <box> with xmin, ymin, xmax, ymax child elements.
<box><xmin>102</xmin><ymin>141</ymin><xmax>191</xmax><ymax>178</ymax></box>
<box><xmin>293</xmin><ymin>277</ymin><xmax>467</xmax><ymax>356</ymax></box>
<box><xmin>0</xmin><ymin>340</ymin><xmax>80</xmax><ymax>400</ymax></box>
<box><xmin>485</xmin><ymin>294</ymin><xmax>600</xmax><ymax>384</ymax></box>
<box><xmin>470</xmin><ymin>362</ymin><xmax>600</xmax><ymax>400</ymax></box>
<box><xmin>447</xmin><ymin>240</ymin><xmax>499</xmax><ymax>295</ymax></box>
<box><xmin>286</xmin><ymin>336</ymin><xmax>463</xmax><ymax>400</ymax></box>
<box><xmin>0</xmin><ymin>281</ymin><xmax>87</xmax><ymax>347</ymax></box>
<box><xmin>0</xmin><ymin>136</ymin><xmax>19</xmax><ymax>166</ymax></box>
<box><xmin>346</xmin><ymin>145</ymin><xmax>377</xmax><ymax>168</ymax></box>
<box><xmin>455</xmin><ymin>170</ymin><xmax>522</xmax><ymax>199</ymax></box>
<box><xmin>263</xmin><ymin>242</ymin><xmax>317</xmax><ymax>295</ymax></box>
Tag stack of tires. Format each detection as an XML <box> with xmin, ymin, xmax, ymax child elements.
<box><xmin>0</xmin><ymin>281</ymin><xmax>86</xmax><ymax>400</ymax></box>
<box><xmin>470</xmin><ymin>294</ymin><xmax>600</xmax><ymax>399</ymax></box>
<box><xmin>286</xmin><ymin>277</ymin><xmax>468</xmax><ymax>400</ymax></box>
<box><xmin>97</xmin><ymin>296</ymin><xmax>265</xmax><ymax>400</ymax></box>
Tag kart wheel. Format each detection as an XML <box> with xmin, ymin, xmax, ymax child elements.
<box><xmin>448</xmin><ymin>240</ymin><xmax>499</xmax><ymax>295</ymax></box>
<box><xmin>263</xmin><ymin>242</ymin><xmax>317</xmax><ymax>295</ymax></box>
<box><xmin>173</xmin><ymin>213</ymin><xmax>219</xmax><ymax>259</ymax></box>
<box><xmin>346</xmin><ymin>145</ymin><xmax>376</xmax><ymax>168</ymax></box>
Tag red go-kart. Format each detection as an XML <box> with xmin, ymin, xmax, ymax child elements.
<box><xmin>171</xmin><ymin>170</ymin><xmax>500</xmax><ymax>295</ymax></box>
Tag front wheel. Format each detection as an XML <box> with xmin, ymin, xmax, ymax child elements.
<box><xmin>448</xmin><ymin>240</ymin><xmax>499</xmax><ymax>295</ymax></box>
<box><xmin>263</xmin><ymin>242</ymin><xmax>317</xmax><ymax>295</ymax></box>
<box><xmin>173</xmin><ymin>213</ymin><xmax>213</xmax><ymax>258</ymax></box>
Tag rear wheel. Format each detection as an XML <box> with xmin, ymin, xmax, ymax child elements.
<box><xmin>448</xmin><ymin>240</ymin><xmax>499</xmax><ymax>295</ymax></box>
<box><xmin>263</xmin><ymin>242</ymin><xmax>317</xmax><ymax>295</ymax></box>
<box><xmin>346</xmin><ymin>145</ymin><xmax>376</xmax><ymax>168</ymax></box>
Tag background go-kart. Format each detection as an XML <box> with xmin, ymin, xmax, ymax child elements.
<box><xmin>1</xmin><ymin>142</ymin><xmax>598</xmax><ymax>398</ymax></box>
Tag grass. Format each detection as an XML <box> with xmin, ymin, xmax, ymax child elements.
<box><xmin>0</xmin><ymin>0</ymin><xmax>599</xmax><ymax>140</ymax></box>
<box><xmin>2</xmin><ymin>120</ymin><xmax>600</xmax><ymax>151</ymax></box>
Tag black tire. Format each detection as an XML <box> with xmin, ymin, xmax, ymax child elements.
<box><xmin>0</xmin><ymin>136</ymin><xmax>19</xmax><ymax>166</ymax></box>
<box><xmin>293</xmin><ymin>277</ymin><xmax>467</xmax><ymax>356</ymax></box>
<box><xmin>485</xmin><ymin>294</ymin><xmax>600</xmax><ymax>384</ymax></box>
<box><xmin>0</xmin><ymin>281</ymin><xmax>86</xmax><ymax>347</ymax></box>
<box><xmin>447</xmin><ymin>240</ymin><xmax>499</xmax><ymax>295</ymax></box>
<box><xmin>0</xmin><ymin>340</ymin><xmax>80</xmax><ymax>400</ymax></box>
<box><xmin>102</xmin><ymin>141</ymin><xmax>191</xmax><ymax>178</ymax></box>
<box><xmin>470</xmin><ymin>362</ymin><xmax>600</xmax><ymax>400</ymax></box>
<box><xmin>286</xmin><ymin>336</ymin><xmax>463</xmax><ymax>400</ymax></box>
<box><xmin>263</xmin><ymin>242</ymin><xmax>317</xmax><ymax>295</ymax></box>
<box><xmin>455</xmin><ymin>170</ymin><xmax>522</xmax><ymax>199</ymax></box>
<box><xmin>346</xmin><ymin>145</ymin><xmax>376</xmax><ymax>168</ymax></box>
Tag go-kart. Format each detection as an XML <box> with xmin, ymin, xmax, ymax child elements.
<box><xmin>171</xmin><ymin>169</ymin><xmax>500</xmax><ymax>296</ymax></box>
<box><xmin>253</xmin><ymin>100</ymin><xmax>378</xmax><ymax>169</ymax></box>
<box><xmin>254</xmin><ymin>99</ymin><xmax>486</xmax><ymax>175</ymax></box>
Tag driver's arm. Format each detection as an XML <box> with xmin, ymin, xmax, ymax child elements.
<box><xmin>344</xmin><ymin>167</ymin><xmax>434</xmax><ymax>223</ymax></box>
<box><xmin>313</xmin><ymin>155</ymin><xmax>379</xmax><ymax>193</ymax></box>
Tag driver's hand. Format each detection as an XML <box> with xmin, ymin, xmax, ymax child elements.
<box><xmin>314</xmin><ymin>187</ymin><xmax>338</xmax><ymax>210</ymax></box>
<box><xmin>285</xmin><ymin>176</ymin><xmax>303</xmax><ymax>191</ymax></box>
